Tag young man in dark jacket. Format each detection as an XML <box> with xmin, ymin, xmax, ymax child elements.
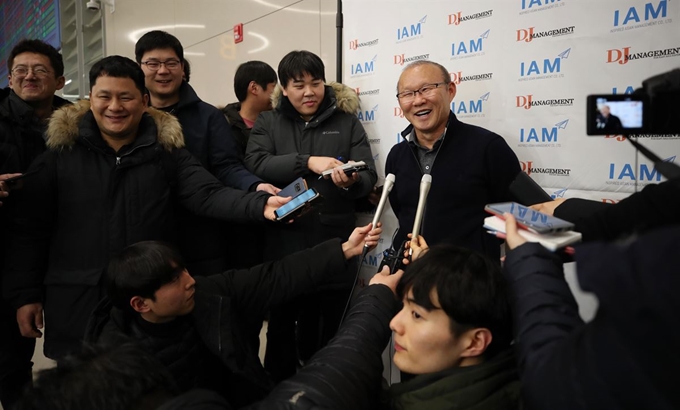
<box><xmin>222</xmin><ymin>61</ymin><xmax>278</xmax><ymax>156</ymax></box>
<box><xmin>250</xmin><ymin>244</ymin><xmax>521</xmax><ymax>410</ymax></box>
<box><xmin>2</xmin><ymin>56</ymin><xmax>288</xmax><ymax>361</ymax></box>
<box><xmin>85</xmin><ymin>223</ymin><xmax>381</xmax><ymax>408</ymax></box>
<box><xmin>245</xmin><ymin>50</ymin><xmax>378</xmax><ymax>381</ymax></box>
<box><xmin>386</xmin><ymin>60</ymin><xmax>520</xmax><ymax>260</ymax></box>
<box><xmin>135</xmin><ymin>31</ymin><xmax>280</xmax><ymax>276</ymax></box>
<box><xmin>0</xmin><ymin>39</ymin><xmax>71</xmax><ymax>409</ymax></box>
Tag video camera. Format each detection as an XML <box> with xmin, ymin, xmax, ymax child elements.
<box><xmin>587</xmin><ymin>68</ymin><xmax>680</xmax><ymax>136</ymax></box>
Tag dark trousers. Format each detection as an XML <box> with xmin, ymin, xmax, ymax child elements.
<box><xmin>0</xmin><ymin>300</ymin><xmax>35</xmax><ymax>409</ymax></box>
<box><xmin>44</xmin><ymin>284</ymin><xmax>105</xmax><ymax>360</ymax></box>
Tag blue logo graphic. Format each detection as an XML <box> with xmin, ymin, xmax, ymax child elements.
<box><xmin>612</xmin><ymin>86</ymin><xmax>635</xmax><ymax>94</ymax></box>
<box><xmin>520</xmin><ymin>48</ymin><xmax>570</xmax><ymax>77</ymax></box>
<box><xmin>350</xmin><ymin>55</ymin><xmax>377</xmax><ymax>76</ymax></box>
<box><xmin>609</xmin><ymin>155</ymin><xmax>676</xmax><ymax>181</ymax></box>
<box><xmin>521</xmin><ymin>0</ymin><xmax>562</xmax><ymax>10</ymax></box>
<box><xmin>397</xmin><ymin>15</ymin><xmax>427</xmax><ymax>41</ymax></box>
<box><xmin>363</xmin><ymin>253</ymin><xmax>382</xmax><ymax>267</ymax></box>
<box><xmin>551</xmin><ymin>188</ymin><xmax>568</xmax><ymax>199</ymax></box>
<box><xmin>520</xmin><ymin>119</ymin><xmax>569</xmax><ymax>143</ymax></box>
<box><xmin>614</xmin><ymin>1</ymin><xmax>667</xmax><ymax>27</ymax></box>
<box><xmin>357</xmin><ymin>104</ymin><xmax>378</xmax><ymax>122</ymax></box>
<box><xmin>451</xmin><ymin>92</ymin><xmax>490</xmax><ymax>115</ymax></box>
<box><xmin>452</xmin><ymin>29</ymin><xmax>490</xmax><ymax>56</ymax></box>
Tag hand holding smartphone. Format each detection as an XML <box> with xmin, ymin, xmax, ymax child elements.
<box><xmin>274</xmin><ymin>188</ymin><xmax>320</xmax><ymax>221</ymax></box>
<box><xmin>484</xmin><ymin>202</ymin><xmax>574</xmax><ymax>234</ymax></box>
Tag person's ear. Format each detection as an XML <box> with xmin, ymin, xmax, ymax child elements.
<box><xmin>55</xmin><ymin>76</ymin><xmax>66</xmax><ymax>90</ymax></box>
<box><xmin>130</xmin><ymin>296</ymin><xmax>151</xmax><ymax>314</ymax></box>
<box><xmin>448</xmin><ymin>81</ymin><xmax>457</xmax><ymax>102</ymax></box>
<box><xmin>143</xmin><ymin>93</ymin><xmax>149</xmax><ymax>107</ymax></box>
<box><xmin>459</xmin><ymin>328</ymin><xmax>492</xmax><ymax>358</ymax></box>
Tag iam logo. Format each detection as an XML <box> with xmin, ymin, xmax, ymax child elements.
<box><xmin>551</xmin><ymin>188</ymin><xmax>568</xmax><ymax>199</ymax></box>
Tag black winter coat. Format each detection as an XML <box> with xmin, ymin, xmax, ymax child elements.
<box><xmin>245</xmin><ymin>284</ymin><xmax>399</xmax><ymax>410</ymax></box>
<box><xmin>86</xmin><ymin>238</ymin><xmax>351</xmax><ymax>407</ymax></box>
<box><xmin>503</xmin><ymin>227</ymin><xmax>680</xmax><ymax>410</ymax></box>
<box><xmin>172</xmin><ymin>82</ymin><xmax>261</xmax><ymax>191</ymax></box>
<box><xmin>2</xmin><ymin>101</ymin><xmax>269</xmax><ymax>308</ymax></box>
<box><xmin>386</xmin><ymin>112</ymin><xmax>520</xmax><ymax>259</ymax></box>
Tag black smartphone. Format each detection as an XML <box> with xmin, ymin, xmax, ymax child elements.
<box><xmin>3</xmin><ymin>167</ymin><xmax>40</xmax><ymax>185</ymax></box>
<box><xmin>274</xmin><ymin>188</ymin><xmax>319</xmax><ymax>221</ymax></box>
<box><xmin>278</xmin><ymin>177</ymin><xmax>307</xmax><ymax>198</ymax></box>
<box><xmin>484</xmin><ymin>202</ymin><xmax>574</xmax><ymax>234</ymax></box>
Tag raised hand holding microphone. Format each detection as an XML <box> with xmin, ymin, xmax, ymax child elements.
<box><xmin>364</xmin><ymin>174</ymin><xmax>396</xmax><ymax>255</ymax></box>
<box><xmin>409</xmin><ymin>174</ymin><xmax>432</xmax><ymax>256</ymax></box>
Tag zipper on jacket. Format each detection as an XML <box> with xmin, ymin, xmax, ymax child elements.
<box><xmin>114</xmin><ymin>140</ymin><xmax>155</xmax><ymax>167</ymax></box>
<box><xmin>116</xmin><ymin>157</ymin><xmax>121</xmax><ymax>165</ymax></box>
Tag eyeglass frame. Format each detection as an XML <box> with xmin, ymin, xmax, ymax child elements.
<box><xmin>10</xmin><ymin>65</ymin><xmax>53</xmax><ymax>78</ymax></box>
<box><xmin>396</xmin><ymin>82</ymin><xmax>449</xmax><ymax>101</ymax></box>
<box><xmin>140</xmin><ymin>59</ymin><xmax>183</xmax><ymax>71</ymax></box>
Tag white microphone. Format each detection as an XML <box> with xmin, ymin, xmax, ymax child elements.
<box><xmin>410</xmin><ymin>174</ymin><xmax>432</xmax><ymax>252</ymax></box>
<box><xmin>365</xmin><ymin>173</ymin><xmax>396</xmax><ymax>250</ymax></box>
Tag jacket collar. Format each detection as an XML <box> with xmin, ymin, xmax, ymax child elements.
<box><xmin>222</xmin><ymin>102</ymin><xmax>247</xmax><ymax>130</ymax></box>
<box><xmin>45</xmin><ymin>100</ymin><xmax>185</xmax><ymax>152</ymax></box>
<box><xmin>272</xmin><ymin>82</ymin><xmax>361</xmax><ymax>123</ymax></box>
<box><xmin>0</xmin><ymin>88</ymin><xmax>71</xmax><ymax>125</ymax></box>
<box><xmin>175</xmin><ymin>81</ymin><xmax>201</xmax><ymax>110</ymax></box>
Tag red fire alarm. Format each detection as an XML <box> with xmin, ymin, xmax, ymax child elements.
<box><xmin>234</xmin><ymin>23</ymin><xmax>244</xmax><ymax>44</ymax></box>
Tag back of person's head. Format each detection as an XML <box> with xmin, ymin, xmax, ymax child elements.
<box><xmin>89</xmin><ymin>55</ymin><xmax>147</xmax><ymax>95</ymax></box>
<box><xmin>397</xmin><ymin>245</ymin><xmax>512</xmax><ymax>359</ymax></box>
<box><xmin>135</xmin><ymin>30</ymin><xmax>184</xmax><ymax>64</ymax></box>
<box><xmin>234</xmin><ymin>60</ymin><xmax>277</xmax><ymax>102</ymax></box>
<box><xmin>106</xmin><ymin>241</ymin><xmax>185</xmax><ymax>313</ymax></box>
<box><xmin>183</xmin><ymin>58</ymin><xmax>191</xmax><ymax>83</ymax></box>
<box><xmin>8</xmin><ymin>38</ymin><xmax>64</xmax><ymax>77</ymax></box>
<box><xmin>14</xmin><ymin>343</ymin><xmax>177</xmax><ymax>410</ymax></box>
<box><xmin>277</xmin><ymin>50</ymin><xmax>325</xmax><ymax>87</ymax></box>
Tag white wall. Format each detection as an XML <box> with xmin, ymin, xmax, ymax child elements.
<box><xmin>102</xmin><ymin>0</ymin><xmax>338</xmax><ymax>106</ymax></box>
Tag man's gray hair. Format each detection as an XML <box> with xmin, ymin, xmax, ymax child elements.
<box><xmin>397</xmin><ymin>60</ymin><xmax>452</xmax><ymax>91</ymax></box>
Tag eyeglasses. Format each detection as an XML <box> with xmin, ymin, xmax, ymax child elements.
<box><xmin>11</xmin><ymin>66</ymin><xmax>52</xmax><ymax>79</ymax></box>
<box><xmin>396</xmin><ymin>82</ymin><xmax>447</xmax><ymax>102</ymax></box>
<box><xmin>141</xmin><ymin>59</ymin><xmax>182</xmax><ymax>71</ymax></box>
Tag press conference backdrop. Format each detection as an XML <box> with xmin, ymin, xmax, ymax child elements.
<box><xmin>347</xmin><ymin>0</ymin><xmax>679</xmax><ymax>283</ymax></box>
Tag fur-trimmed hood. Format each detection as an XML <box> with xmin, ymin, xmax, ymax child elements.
<box><xmin>270</xmin><ymin>82</ymin><xmax>360</xmax><ymax>115</ymax></box>
<box><xmin>46</xmin><ymin>100</ymin><xmax>185</xmax><ymax>151</ymax></box>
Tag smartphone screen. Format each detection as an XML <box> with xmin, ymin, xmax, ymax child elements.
<box><xmin>274</xmin><ymin>188</ymin><xmax>318</xmax><ymax>220</ymax></box>
<box><xmin>485</xmin><ymin>202</ymin><xmax>574</xmax><ymax>233</ymax></box>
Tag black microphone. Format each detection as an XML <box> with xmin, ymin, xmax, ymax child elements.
<box><xmin>409</xmin><ymin>174</ymin><xmax>432</xmax><ymax>256</ymax></box>
<box><xmin>364</xmin><ymin>173</ymin><xmax>396</xmax><ymax>253</ymax></box>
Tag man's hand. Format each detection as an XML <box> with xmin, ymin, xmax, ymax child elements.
<box><xmin>504</xmin><ymin>214</ymin><xmax>528</xmax><ymax>250</ymax></box>
<box><xmin>264</xmin><ymin>195</ymin><xmax>292</xmax><ymax>221</ymax></box>
<box><xmin>256</xmin><ymin>183</ymin><xmax>281</xmax><ymax>195</ymax></box>
<box><xmin>369</xmin><ymin>266</ymin><xmax>404</xmax><ymax>294</ymax></box>
<box><xmin>530</xmin><ymin>198</ymin><xmax>566</xmax><ymax>216</ymax></box>
<box><xmin>17</xmin><ymin>303</ymin><xmax>43</xmax><ymax>338</ymax></box>
<box><xmin>307</xmin><ymin>156</ymin><xmax>343</xmax><ymax>175</ymax></box>
<box><xmin>331</xmin><ymin>167</ymin><xmax>360</xmax><ymax>189</ymax></box>
<box><xmin>0</xmin><ymin>173</ymin><xmax>22</xmax><ymax>206</ymax></box>
<box><xmin>402</xmin><ymin>233</ymin><xmax>429</xmax><ymax>265</ymax></box>
<box><xmin>342</xmin><ymin>222</ymin><xmax>383</xmax><ymax>259</ymax></box>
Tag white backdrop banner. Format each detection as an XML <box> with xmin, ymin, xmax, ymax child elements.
<box><xmin>345</xmin><ymin>0</ymin><xmax>679</xmax><ymax>286</ymax></box>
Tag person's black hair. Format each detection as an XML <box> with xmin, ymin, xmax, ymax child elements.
<box><xmin>8</xmin><ymin>39</ymin><xmax>64</xmax><ymax>77</ymax></box>
<box><xmin>183</xmin><ymin>58</ymin><xmax>191</xmax><ymax>83</ymax></box>
<box><xmin>234</xmin><ymin>60</ymin><xmax>277</xmax><ymax>102</ymax></box>
<box><xmin>134</xmin><ymin>30</ymin><xmax>184</xmax><ymax>65</ymax></box>
<box><xmin>14</xmin><ymin>343</ymin><xmax>177</xmax><ymax>410</ymax></box>
<box><xmin>105</xmin><ymin>241</ymin><xmax>185</xmax><ymax>312</ymax></box>
<box><xmin>277</xmin><ymin>50</ymin><xmax>325</xmax><ymax>88</ymax></box>
<box><xmin>397</xmin><ymin>245</ymin><xmax>512</xmax><ymax>358</ymax></box>
<box><xmin>89</xmin><ymin>55</ymin><xmax>147</xmax><ymax>95</ymax></box>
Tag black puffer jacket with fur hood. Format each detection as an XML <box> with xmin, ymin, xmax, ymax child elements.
<box><xmin>3</xmin><ymin>101</ymin><xmax>269</xmax><ymax>308</ymax></box>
